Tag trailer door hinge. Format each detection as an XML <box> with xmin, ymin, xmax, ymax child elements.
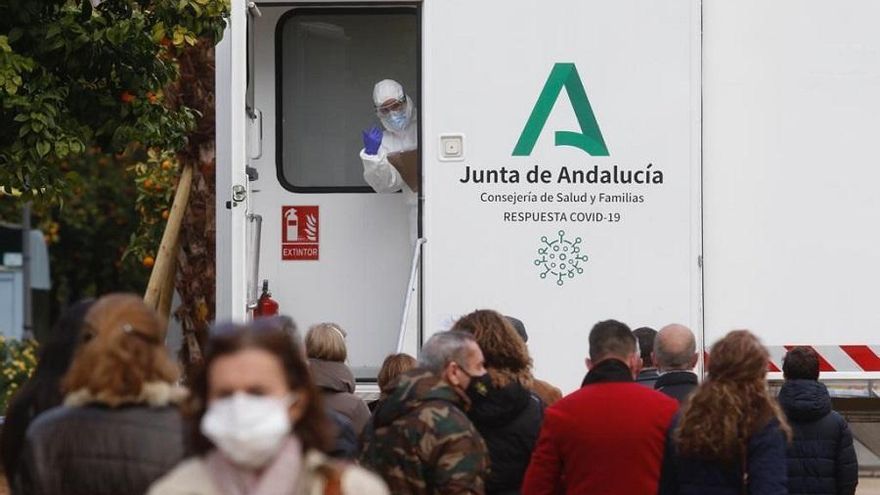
<box><xmin>697</xmin><ymin>255</ymin><xmax>703</xmax><ymax>269</ymax></box>
<box><xmin>226</xmin><ymin>184</ymin><xmax>248</xmax><ymax>210</ymax></box>
<box><xmin>232</xmin><ymin>184</ymin><xmax>247</xmax><ymax>202</ymax></box>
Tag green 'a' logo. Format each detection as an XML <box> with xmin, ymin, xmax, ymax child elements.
<box><xmin>513</xmin><ymin>63</ymin><xmax>609</xmax><ymax>157</ymax></box>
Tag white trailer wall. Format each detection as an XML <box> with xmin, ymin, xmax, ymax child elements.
<box><xmin>423</xmin><ymin>0</ymin><xmax>702</xmax><ymax>393</ymax></box>
<box><xmin>703</xmin><ymin>0</ymin><xmax>880</xmax><ymax>378</ymax></box>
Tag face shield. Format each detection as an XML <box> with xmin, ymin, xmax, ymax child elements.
<box><xmin>375</xmin><ymin>94</ymin><xmax>413</xmax><ymax>133</ymax></box>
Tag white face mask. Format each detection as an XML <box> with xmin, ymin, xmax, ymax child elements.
<box><xmin>201</xmin><ymin>392</ymin><xmax>295</xmax><ymax>469</ymax></box>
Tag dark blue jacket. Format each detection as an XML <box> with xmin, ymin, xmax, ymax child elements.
<box><xmin>778</xmin><ymin>379</ymin><xmax>858</xmax><ymax>495</ymax></box>
<box><xmin>659</xmin><ymin>416</ymin><xmax>788</xmax><ymax>495</ymax></box>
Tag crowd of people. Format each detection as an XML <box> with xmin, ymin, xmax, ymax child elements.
<box><xmin>0</xmin><ymin>294</ymin><xmax>860</xmax><ymax>495</ymax></box>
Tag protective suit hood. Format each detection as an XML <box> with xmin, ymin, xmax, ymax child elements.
<box><xmin>373</xmin><ymin>79</ymin><xmax>415</xmax><ymax>134</ymax></box>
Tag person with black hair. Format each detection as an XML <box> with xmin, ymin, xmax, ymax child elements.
<box><xmin>523</xmin><ymin>319</ymin><xmax>677</xmax><ymax>494</ymax></box>
<box><xmin>579</xmin><ymin>325</ymin><xmax>658</xmax><ymax>388</ymax></box>
<box><xmin>779</xmin><ymin>346</ymin><xmax>858</xmax><ymax>495</ymax></box>
<box><xmin>1</xmin><ymin>299</ymin><xmax>93</xmax><ymax>494</ymax></box>
<box><xmin>633</xmin><ymin>327</ymin><xmax>659</xmax><ymax>387</ymax></box>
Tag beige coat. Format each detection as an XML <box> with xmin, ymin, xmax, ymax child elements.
<box><xmin>147</xmin><ymin>450</ymin><xmax>388</xmax><ymax>495</ymax></box>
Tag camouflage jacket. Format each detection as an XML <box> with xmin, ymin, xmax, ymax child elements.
<box><xmin>359</xmin><ymin>369</ymin><xmax>490</xmax><ymax>495</ymax></box>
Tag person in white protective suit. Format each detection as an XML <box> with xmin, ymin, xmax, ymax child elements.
<box><xmin>360</xmin><ymin>79</ymin><xmax>418</xmax><ymax>195</ymax></box>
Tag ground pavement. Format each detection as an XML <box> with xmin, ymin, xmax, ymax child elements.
<box><xmin>0</xmin><ymin>473</ymin><xmax>877</xmax><ymax>493</ymax></box>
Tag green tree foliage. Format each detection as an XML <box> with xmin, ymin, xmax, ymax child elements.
<box><xmin>0</xmin><ymin>336</ymin><xmax>38</xmax><ymax>411</ymax></box>
<box><xmin>0</xmin><ymin>0</ymin><xmax>228</xmax><ymax>321</ymax></box>
<box><xmin>0</xmin><ymin>0</ymin><xmax>229</xmax><ymax>204</ymax></box>
<box><xmin>0</xmin><ymin>145</ymin><xmax>170</xmax><ymax>323</ymax></box>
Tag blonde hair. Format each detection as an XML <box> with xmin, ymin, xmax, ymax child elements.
<box><xmin>62</xmin><ymin>293</ymin><xmax>179</xmax><ymax>406</ymax></box>
<box><xmin>305</xmin><ymin>323</ymin><xmax>348</xmax><ymax>362</ymax></box>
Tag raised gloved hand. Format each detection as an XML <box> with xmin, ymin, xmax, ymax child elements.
<box><xmin>362</xmin><ymin>126</ymin><xmax>383</xmax><ymax>156</ymax></box>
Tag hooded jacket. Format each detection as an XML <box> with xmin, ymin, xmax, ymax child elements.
<box><xmin>778</xmin><ymin>379</ymin><xmax>858</xmax><ymax>495</ymax></box>
<box><xmin>18</xmin><ymin>382</ymin><xmax>185</xmax><ymax>495</ymax></box>
<box><xmin>309</xmin><ymin>359</ymin><xmax>371</xmax><ymax>437</ymax></box>
<box><xmin>467</xmin><ymin>371</ymin><xmax>543</xmax><ymax>495</ymax></box>
<box><xmin>359</xmin><ymin>369</ymin><xmax>490</xmax><ymax>495</ymax></box>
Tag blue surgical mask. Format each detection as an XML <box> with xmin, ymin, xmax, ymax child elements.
<box><xmin>387</xmin><ymin>111</ymin><xmax>409</xmax><ymax>132</ymax></box>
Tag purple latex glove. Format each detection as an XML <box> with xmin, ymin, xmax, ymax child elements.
<box><xmin>362</xmin><ymin>126</ymin><xmax>383</xmax><ymax>156</ymax></box>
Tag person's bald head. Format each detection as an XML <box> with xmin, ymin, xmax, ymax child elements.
<box><xmin>653</xmin><ymin>324</ymin><xmax>698</xmax><ymax>372</ymax></box>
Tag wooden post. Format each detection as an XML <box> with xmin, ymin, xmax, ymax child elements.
<box><xmin>156</xmin><ymin>244</ymin><xmax>178</xmax><ymax>338</ymax></box>
<box><xmin>144</xmin><ymin>164</ymin><xmax>193</xmax><ymax>315</ymax></box>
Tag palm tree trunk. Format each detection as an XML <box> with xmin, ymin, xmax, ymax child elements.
<box><xmin>166</xmin><ymin>40</ymin><xmax>218</xmax><ymax>381</ymax></box>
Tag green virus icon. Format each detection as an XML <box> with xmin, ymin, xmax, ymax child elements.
<box><xmin>534</xmin><ymin>230</ymin><xmax>589</xmax><ymax>286</ymax></box>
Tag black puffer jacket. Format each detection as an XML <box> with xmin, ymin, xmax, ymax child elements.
<box><xmin>778</xmin><ymin>379</ymin><xmax>858</xmax><ymax>495</ymax></box>
<box><xmin>467</xmin><ymin>375</ymin><xmax>544</xmax><ymax>495</ymax></box>
<box><xmin>18</xmin><ymin>384</ymin><xmax>185</xmax><ymax>495</ymax></box>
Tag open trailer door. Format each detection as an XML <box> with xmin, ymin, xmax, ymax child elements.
<box><xmin>245</xmin><ymin>3</ymin><xmax>420</xmax><ymax>379</ymax></box>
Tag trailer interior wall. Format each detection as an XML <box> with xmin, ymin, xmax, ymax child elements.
<box><xmin>703</xmin><ymin>0</ymin><xmax>880</xmax><ymax>379</ymax></box>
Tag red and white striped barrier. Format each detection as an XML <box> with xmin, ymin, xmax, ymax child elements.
<box><xmin>766</xmin><ymin>345</ymin><xmax>880</xmax><ymax>372</ymax></box>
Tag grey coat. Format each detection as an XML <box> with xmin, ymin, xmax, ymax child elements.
<box><xmin>309</xmin><ymin>359</ymin><xmax>371</xmax><ymax>437</ymax></box>
<box><xmin>18</xmin><ymin>382</ymin><xmax>186</xmax><ymax>495</ymax></box>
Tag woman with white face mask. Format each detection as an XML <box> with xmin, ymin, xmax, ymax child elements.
<box><xmin>148</xmin><ymin>319</ymin><xmax>388</xmax><ymax>495</ymax></box>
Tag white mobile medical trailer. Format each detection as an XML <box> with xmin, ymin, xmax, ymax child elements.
<box><xmin>216</xmin><ymin>0</ymin><xmax>880</xmax><ymax>394</ymax></box>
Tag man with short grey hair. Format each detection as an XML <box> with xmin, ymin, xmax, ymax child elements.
<box><xmin>652</xmin><ymin>324</ymin><xmax>699</xmax><ymax>404</ymax></box>
<box><xmin>418</xmin><ymin>330</ymin><xmax>477</xmax><ymax>372</ymax></box>
<box><xmin>360</xmin><ymin>331</ymin><xmax>490</xmax><ymax>494</ymax></box>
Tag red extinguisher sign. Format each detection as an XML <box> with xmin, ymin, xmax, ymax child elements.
<box><xmin>282</xmin><ymin>206</ymin><xmax>319</xmax><ymax>261</ymax></box>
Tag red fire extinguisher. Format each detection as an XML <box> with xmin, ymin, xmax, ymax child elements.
<box><xmin>254</xmin><ymin>279</ymin><xmax>279</xmax><ymax>317</ymax></box>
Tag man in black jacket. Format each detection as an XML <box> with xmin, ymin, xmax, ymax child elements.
<box><xmin>652</xmin><ymin>324</ymin><xmax>699</xmax><ymax>404</ymax></box>
<box><xmin>633</xmin><ymin>327</ymin><xmax>660</xmax><ymax>388</ymax></box>
<box><xmin>780</xmin><ymin>346</ymin><xmax>858</xmax><ymax>495</ymax></box>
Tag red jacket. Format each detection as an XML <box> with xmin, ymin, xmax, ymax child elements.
<box><xmin>522</xmin><ymin>360</ymin><xmax>679</xmax><ymax>495</ymax></box>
